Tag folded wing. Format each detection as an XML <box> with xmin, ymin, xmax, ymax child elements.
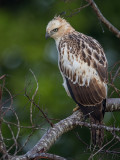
<box><xmin>58</xmin><ymin>32</ymin><xmax>108</xmax><ymax>106</ymax></box>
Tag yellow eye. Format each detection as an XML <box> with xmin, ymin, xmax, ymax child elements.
<box><xmin>52</xmin><ymin>28</ymin><xmax>58</xmax><ymax>32</ymax></box>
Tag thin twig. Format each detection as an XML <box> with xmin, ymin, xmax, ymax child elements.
<box><xmin>2</xmin><ymin>98</ymin><xmax>120</xmax><ymax>160</ymax></box>
<box><xmin>88</xmin><ymin>137</ymin><xmax>115</xmax><ymax>160</ymax></box>
<box><xmin>111</xmin><ymin>132</ymin><xmax>120</xmax><ymax>142</ymax></box>
<box><xmin>66</xmin><ymin>2</ymin><xmax>91</xmax><ymax>17</ymax></box>
<box><xmin>15</xmin><ymin>130</ymin><xmax>35</xmax><ymax>155</ymax></box>
<box><xmin>29</xmin><ymin>69</ymin><xmax>39</xmax><ymax>126</ymax></box>
<box><xmin>0</xmin><ymin>76</ymin><xmax>8</xmax><ymax>157</ymax></box>
<box><xmin>112</xmin><ymin>66</ymin><xmax>120</xmax><ymax>84</ymax></box>
<box><xmin>1</xmin><ymin>87</ymin><xmax>14</xmax><ymax>118</ymax></box>
<box><xmin>108</xmin><ymin>83</ymin><xmax>120</xmax><ymax>97</ymax></box>
<box><xmin>25</xmin><ymin>92</ymin><xmax>53</xmax><ymax>127</ymax></box>
<box><xmin>2</xmin><ymin>119</ymin><xmax>46</xmax><ymax>130</ymax></box>
<box><xmin>7</xmin><ymin>124</ymin><xmax>18</xmax><ymax>154</ymax></box>
<box><xmin>85</xmin><ymin>0</ymin><xmax>120</xmax><ymax>38</ymax></box>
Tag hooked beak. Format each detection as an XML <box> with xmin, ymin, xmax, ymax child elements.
<box><xmin>45</xmin><ymin>32</ymin><xmax>50</xmax><ymax>39</ymax></box>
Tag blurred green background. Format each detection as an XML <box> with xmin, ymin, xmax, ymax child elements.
<box><xmin>0</xmin><ymin>0</ymin><xmax>120</xmax><ymax>159</ymax></box>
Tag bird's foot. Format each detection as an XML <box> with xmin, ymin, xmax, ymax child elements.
<box><xmin>73</xmin><ymin>105</ymin><xmax>80</xmax><ymax>112</ymax></box>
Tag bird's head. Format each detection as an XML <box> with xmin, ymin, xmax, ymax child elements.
<box><xmin>45</xmin><ymin>16</ymin><xmax>74</xmax><ymax>40</ymax></box>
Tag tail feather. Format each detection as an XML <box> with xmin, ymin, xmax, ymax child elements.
<box><xmin>79</xmin><ymin>100</ymin><xmax>106</xmax><ymax>147</ymax></box>
<box><xmin>90</xmin><ymin>116</ymin><xmax>104</xmax><ymax>147</ymax></box>
<box><xmin>90</xmin><ymin>101</ymin><xmax>106</xmax><ymax>147</ymax></box>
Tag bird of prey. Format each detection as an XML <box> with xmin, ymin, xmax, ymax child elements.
<box><xmin>45</xmin><ymin>16</ymin><xmax>108</xmax><ymax>146</ymax></box>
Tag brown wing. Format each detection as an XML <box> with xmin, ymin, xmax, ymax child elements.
<box><xmin>66</xmin><ymin>77</ymin><xmax>106</xmax><ymax>106</ymax></box>
<box><xmin>58</xmin><ymin>31</ymin><xmax>108</xmax><ymax>106</ymax></box>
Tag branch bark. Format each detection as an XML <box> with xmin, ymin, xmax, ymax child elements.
<box><xmin>10</xmin><ymin>98</ymin><xmax>120</xmax><ymax>160</ymax></box>
<box><xmin>85</xmin><ymin>0</ymin><xmax>120</xmax><ymax>39</ymax></box>
<box><xmin>29</xmin><ymin>153</ymin><xmax>67</xmax><ymax>160</ymax></box>
<box><xmin>106</xmin><ymin>98</ymin><xmax>120</xmax><ymax>112</ymax></box>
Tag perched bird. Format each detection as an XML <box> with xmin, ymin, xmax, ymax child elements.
<box><xmin>45</xmin><ymin>16</ymin><xmax>108</xmax><ymax>146</ymax></box>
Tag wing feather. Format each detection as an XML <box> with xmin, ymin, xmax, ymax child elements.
<box><xmin>58</xmin><ymin>31</ymin><xmax>108</xmax><ymax>106</ymax></box>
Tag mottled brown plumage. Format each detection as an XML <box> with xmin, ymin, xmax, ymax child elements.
<box><xmin>46</xmin><ymin>16</ymin><xmax>108</xmax><ymax>147</ymax></box>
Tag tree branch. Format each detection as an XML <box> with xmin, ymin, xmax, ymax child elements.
<box><xmin>85</xmin><ymin>0</ymin><xmax>120</xmax><ymax>39</ymax></box>
<box><xmin>106</xmin><ymin>98</ymin><xmax>120</xmax><ymax>112</ymax></box>
<box><xmin>10</xmin><ymin>110</ymin><xmax>83</xmax><ymax>160</ymax></box>
<box><xmin>10</xmin><ymin>98</ymin><xmax>120</xmax><ymax>160</ymax></box>
<box><xmin>0</xmin><ymin>75</ymin><xmax>9</xmax><ymax>158</ymax></box>
<box><xmin>30</xmin><ymin>153</ymin><xmax>67</xmax><ymax>160</ymax></box>
<box><xmin>25</xmin><ymin>92</ymin><xmax>54</xmax><ymax>127</ymax></box>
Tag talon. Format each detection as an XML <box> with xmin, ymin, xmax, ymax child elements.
<box><xmin>73</xmin><ymin>105</ymin><xmax>79</xmax><ymax>112</ymax></box>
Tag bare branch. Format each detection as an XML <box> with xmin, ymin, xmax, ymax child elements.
<box><xmin>111</xmin><ymin>66</ymin><xmax>120</xmax><ymax>84</ymax></box>
<box><xmin>106</xmin><ymin>98</ymin><xmax>120</xmax><ymax>112</ymax></box>
<box><xmin>25</xmin><ymin>92</ymin><xmax>54</xmax><ymax>127</ymax></box>
<box><xmin>88</xmin><ymin>138</ymin><xmax>115</xmax><ymax>160</ymax></box>
<box><xmin>31</xmin><ymin>153</ymin><xmax>66</xmax><ymax>160</ymax></box>
<box><xmin>29</xmin><ymin>69</ymin><xmax>39</xmax><ymax>126</ymax></box>
<box><xmin>65</xmin><ymin>2</ymin><xmax>91</xmax><ymax>17</ymax></box>
<box><xmin>10</xmin><ymin>111</ymin><xmax>83</xmax><ymax>160</ymax></box>
<box><xmin>15</xmin><ymin>130</ymin><xmax>35</xmax><ymax>155</ymax></box>
<box><xmin>0</xmin><ymin>76</ymin><xmax>8</xmax><ymax>157</ymax></box>
<box><xmin>9</xmin><ymin>98</ymin><xmax>120</xmax><ymax>160</ymax></box>
<box><xmin>25</xmin><ymin>110</ymin><xmax>83</xmax><ymax>159</ymax></box>
<box><xmin>111</xmin><ymin>132</ymin><xmax>120</xmax><ymax>142</ymax></box>
<box><xmin>7</xmin><ymin>123</ymin><xmax>18</xmax><ymax>154</ymax></box>
<box><xmin>77</xmin><ymin>121</ymin><xmax>120</xmax><ymax>132</ymax></box>
<box><xmin>1</xmin><ymin>74</ymin><xmax>120</xmax><ymax>159</ymax></box>
<box><xmin>85</xmin><ymin>0</ymin><xmax>120</xmax><ymax>39</ymax></box>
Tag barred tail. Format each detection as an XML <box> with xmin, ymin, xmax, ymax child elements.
<box><xmin>90</xmin><ymin>101</ymin><xmax>106</xmax><ymax>147</ymax></box>
<box><xmin>90</xmin><ymin>116</ymin><xmax>104</xmax><ymax>147</ymax></box>
<box><xmin>78</xmin><ymin>100</ymin><xmax>106</xmax><ymax>147</ymax></box>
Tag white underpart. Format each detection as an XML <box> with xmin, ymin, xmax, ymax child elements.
<box><xmin>62</xmin><ymin>76</ymin><xmax>71</xmax><ymax>97</ymax></box>
<box><xmin>56</xmin><ymin>40</ymin><xmax>71</xmax><ymax>97</ymax></box>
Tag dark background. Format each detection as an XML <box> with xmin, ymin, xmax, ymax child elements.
<box><xmin>0</xmin><ymin>0</ymin><xmax>120</xmax><ymax>159</ymax></box>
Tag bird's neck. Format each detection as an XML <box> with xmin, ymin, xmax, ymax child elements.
<box><xmin>55</xmin><ymin>27</ymin><xmax>75</xmax><ymax>46</ymax></box>
<box><xmin>55</xmin><ymin>37</ymin><xmax>61</xmax><ymax>47</ymax></box>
